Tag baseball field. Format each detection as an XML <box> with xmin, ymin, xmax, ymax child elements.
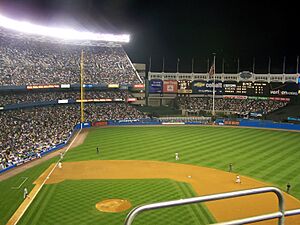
<box><xmin>1</xmin><ymin>126</ymin><xmax>300</xmax><ymax>225</ymax></box>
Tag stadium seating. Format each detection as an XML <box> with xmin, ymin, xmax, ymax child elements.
<box><xmin>0</xmin><ymin>103</ymin><xmax>148</xmax><ymax>169</ymax></box>
<box><xmin>0</xmin><ymin>27</ymin><xmax>142</xmax><ymax>86</ymax></box>
<box><xmin>176</xmin><ymin>97</ymin><xmax>288</xmax><ymax>115</ymax></box>
<box><xmin>0</xmin><ymin>90</ymin><xmax>133</xmax><ymax>106</ymax></box>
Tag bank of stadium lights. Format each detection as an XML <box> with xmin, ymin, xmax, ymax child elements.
<box><xmin>0</xmin><ymin>14</ymin><xmax>130</xmax><ymax>43</ymax></box>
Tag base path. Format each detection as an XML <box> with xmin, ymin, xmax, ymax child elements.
<box><xmin>46</xmin><ymin>160</ymin><xmax>300</xmax><ymax>225</ymax></box>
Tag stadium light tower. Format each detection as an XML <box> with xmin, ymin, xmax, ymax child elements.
<box><xmin>0</xmin><ymin>13</ymin><xmax>130</xmax><ymax>43</ymax></box>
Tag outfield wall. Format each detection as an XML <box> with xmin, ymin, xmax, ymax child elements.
<box><xmin>239</xmin><ymin>119</ymin><xmax>300</xmax><ymax>131</ymax></box>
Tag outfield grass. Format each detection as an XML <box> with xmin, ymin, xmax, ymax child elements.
<box><xmin>1</xmin><ymin>126</ymin><xmax>300</xmax><ymax>225</ymax></box>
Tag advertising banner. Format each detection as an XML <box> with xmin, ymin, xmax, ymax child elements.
<box><xmin>163</xmin><ymin>80</ymin><xmax>178</xmax><ymax>93</ymax></box>
<box><xmin>223</xmin><ymin>95</ymin><xmax>248</xmax><ymax>100</ymax></box>
<box><xmin>224</xmin><ymin>120</ymin><xmax>240</xmax><ymax>126</ymax></box>
<box><xmin>58</xmin><ymin>99</ymin><xmax>69</xmax><ymax>104</ymax></box>
<box><xmin>127</xmin><ymin>98</ymin><xmax>137</xmax><ymax>102</ymax></box>
<box><xmin>149</xmin><ymin>79</ymin><xmax>163</xmax><ymax>93</ymax></box>
<box><xmin>60</xmin><ymin>84</ymin><xmax>70</xmax><ymax>89</ymax></box>
<box><xmin>108</xmin><ymin>84</ymin><xmax>120</xmax><ymax>88</ymax></box>
<box><xmin>92</xmin><ymin>121</ymin><xmax>108</xmax><ymax>126</ymax></box>
<box><xmin>27</xmin><ymin>84</ymin><xmax>59</xmax><ymax>89</ymax></box>
<box><xmin>269</xmin><ymin>82</ymin><xmax>298</xmax><ymax>96</ymax></box>
<box><xmin>133</xmin><ymin>84</ymin><xmax>145</xmax><ymax>88</ymax></box>
<box><xmin>269</xmin><ymin>97</ymin><xmax>290</xmax><ymax>102</ymax></box>
<box><xmin>192</xmin><ymin>80</ymin><xmax>222</xmax><ymax>94</ymax></box>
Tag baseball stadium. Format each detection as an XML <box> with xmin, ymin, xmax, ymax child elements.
<box><xmin>1</xmin><ymin>13</ymin><xmax>300</xmax><ymax>225</ymax></box>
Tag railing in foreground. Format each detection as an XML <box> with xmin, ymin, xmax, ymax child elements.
<box><xmin>124</xmin><ymin>187</ymin><xmax>300</xmax><ymax>225</ymax></box>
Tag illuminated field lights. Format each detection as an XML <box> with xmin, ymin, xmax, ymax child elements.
<box><xmin>0</xmin><ymin>13</ymin><xmax>130</xmax><ymax>43</ymax></box>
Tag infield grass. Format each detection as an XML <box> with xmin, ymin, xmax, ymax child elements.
<box><xmin>18</xmin><ymin>179</ymin><xmax>214</xmax><ymax>225</ymax></box>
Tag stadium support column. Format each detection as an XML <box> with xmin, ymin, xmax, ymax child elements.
<box><xmin>212</xmin><ymin>53</ymin><xmax>216</xmax><ymax>117</ymax></box>
<box><xmin>80</xmin><ymin>50</ymin><xmax>85</xmax><ymax>124</ymax></box>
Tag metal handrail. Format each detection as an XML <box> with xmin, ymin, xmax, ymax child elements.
<box><xmin>124</xmin><ymin>187</ymin><xmax>286</xmax><ymax>225</ymax></box>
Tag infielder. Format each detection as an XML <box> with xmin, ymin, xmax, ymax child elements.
<box><xmin>235</xmin><ymin>175</ymin><xmax>241</xmax><ymax>184</ymax></box>
<box><xmin>58</xmin><ymin>162</ymin><xmax>62</xmax><ymax>169</ymax></box>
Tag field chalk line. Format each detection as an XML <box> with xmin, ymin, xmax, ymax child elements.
<box><xmin>11</xmin><ymin>177</ymin><xmax>29</xmax><ymax>190</ymax></box>
<box><xmin>10</xmin><ymin>128</ymin><xmax>82</xmax><ymax>225</ymax></box>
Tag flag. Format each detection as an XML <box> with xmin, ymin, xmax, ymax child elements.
<box><xmin>177</xmin><ymin>58</ymin><xmax>180</xmax><ymax>72</ymax></box>
<box><xmin>208</xmin><ymin>64</ymin><xmax>215</xmax><ymax>79</ymax></box>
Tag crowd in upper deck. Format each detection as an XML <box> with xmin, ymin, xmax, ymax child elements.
<box><xmin>0</xmin><ymin>32</ymin><xmax>142</xmax><ymax>86</ymax></box>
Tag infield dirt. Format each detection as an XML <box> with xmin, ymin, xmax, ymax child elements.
<box><xmin>45</xmin><ymin>160</ymin><xmax>300</xmax><ymax>225</ymax></box>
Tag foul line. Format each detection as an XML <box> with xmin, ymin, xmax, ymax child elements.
<box><xmin>11</xmin><ymin>177</ymin><xmax>28</xmax><ymax>190</ymax></box>
<box><xmin>9</xmin><ymin>129</ymin><xmax>82</xmax><ymax>225</ymax></box>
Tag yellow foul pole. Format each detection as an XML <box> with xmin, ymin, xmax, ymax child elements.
<box><xmin>80</xmin><ymin>50</ymin><xmax>85</xmax><ymax>123</ymax></box>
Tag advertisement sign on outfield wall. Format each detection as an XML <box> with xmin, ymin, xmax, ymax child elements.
<box><xmin>92</xmin><ymin>121</ymin><xmax>108</xmax><ymax>126</ymax></box>
<box><xmin>163</xmin><ymin>80</ymin><xmax>178</xmax><ymax>93</ymax></box>
<box><xmin>149</xmin><ymin>79</ymin><xmax>163</xmax><ymax>93</ymax></box>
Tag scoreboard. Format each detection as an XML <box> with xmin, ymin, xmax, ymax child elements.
<box><xmin>178</xmin><ymin>80</ymin><xmax>192</xmax><ymax>93</ymax></box>
<box><xmin>223</xmin><ymin>82</ymin><xmax>269</xmax><ymax>96</ymax></box>
<box><xmin>149</xmin><ymin>79</ymin><xmax>298</xmax><ymax>97</ymax></box>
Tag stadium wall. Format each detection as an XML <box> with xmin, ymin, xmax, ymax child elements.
<box><xmin>239</xmin><ymin>119</ymin><xmax>300</xmax><ymax>131</ymax></box>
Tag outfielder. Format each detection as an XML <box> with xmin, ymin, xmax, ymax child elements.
<box><xmin>175</xmin><ymin>152</ymin><xmax>179</xmax><ymax>160</ymax></box>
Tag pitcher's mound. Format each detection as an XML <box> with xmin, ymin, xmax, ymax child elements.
<box><xmin>95</xmin><ymin>199</ymin><xmax>132</xmax><ymax>213</ymax></box>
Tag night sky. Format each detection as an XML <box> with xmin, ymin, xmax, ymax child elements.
<box><xmin>0</xmin><ymin>0</ymin><xmax>299</xmax><ymax>73</ymax></box>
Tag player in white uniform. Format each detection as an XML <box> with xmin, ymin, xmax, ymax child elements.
<box><xmin>58</xmin><ymin>162</ymin><xmax>62</xmax><ymax>169</ymax></box>
<box><xmin>236</xmin><ymin>175</ymin><xmax>241</xmax><ymax>184</ymax></box>
<box><xmin>175</xmin><ymin>152</ymin><xmax>179</xmax><ymax>160</ymax></box>
<box><xmin>24</xmin><ymin>187</ymin><xmax>28</xmax><ymax>199</ymax></box>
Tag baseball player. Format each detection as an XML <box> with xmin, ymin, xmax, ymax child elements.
<box><xmin>58</xmin><ymin>162</ymin><xmax>62</xmax><ymax>169</ymax></box>
<box><xmin>229</xmin><ymin>163</ymin><xmax>233</xmax><ymax>172</ymax></box>
<box><xmin>175</xmin><ymin>152</ymin><xmax>179</xmax><ymax>160</ymax></box>
<box><xmin>287</xmin><ymin>183</ymin><xmax>291</xmax><ymax>193</ymax></box>
<box><xmin>235</xmin><ymin>175</ymin><xmax>241</xmax><ymax>184</ymax></box>
<box><xmin>23</xmin><ymin>187</ymin><xmax>28</xmax><ymax>199</ymax></box>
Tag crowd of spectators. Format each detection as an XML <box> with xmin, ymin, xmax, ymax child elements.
<box><xmin>176</xmin><ymin>97</ymin><xmax>288</xmax><ymax>115</ymax></box>
<box><xmin>0</xmin><ymin>30</ymin><xmax>142</xmax><ymax>86</ymax></box>
<box><xmin>0</xmin><ymin>103</ymin><xmax>148</xmax><ymax>169</ymax></box>
<box><xmin>0</xmin><ymin>90</ymin><xmax>133</xmax><ymax>106</ymax></box>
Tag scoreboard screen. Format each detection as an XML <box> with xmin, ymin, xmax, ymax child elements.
<box><xmin>177</xmin><ymin>80</ymin><xmax>192</xmax><ymax>93</ymax></box>
<box><xmin>223</xmin><ymin>82</ymin><xmax>269</xmax><ymax>96</ymax></box>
